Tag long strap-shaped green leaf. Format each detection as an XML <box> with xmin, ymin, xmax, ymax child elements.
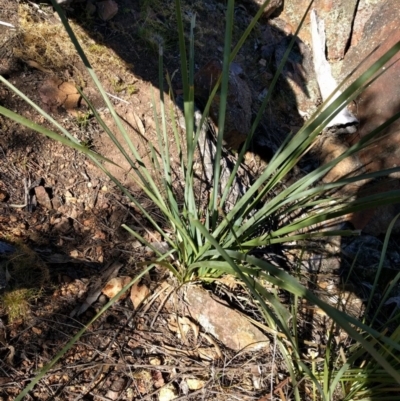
<box><xmin>220</xmin><ymin>0</ymin><xmax>315</xmax><ymax>208</ymax></box>
<box><xmin>212</xmin><ymin>40</ymin><xmax>400</xmax><ymax>247</ymax></box>
<box><xmin>222</xmin><ymin>79</ymin><xmax>400</xmax><ymax>247</ymax></box>
<box><xmin>193</xmin><ymin>222</ymin><xmax>400</xmax><ymax>383</ymax></box>
<box><xmin>210</xmin><ymin>0</ymin><xmax>235</xmax><ymax>229</ymax></box>
<box><xmin>0</xmin><ymin>105</ymin><xmax>111</xmax><ymax>163</ymax></box>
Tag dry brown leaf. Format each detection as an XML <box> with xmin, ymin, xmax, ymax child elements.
<box><xmin>152</xmin><ymin>370</ymin><xmax>164</xmax><ymax>389</ymax></box>
<box><xmin>178</xmin><ymin>316</ymin><xmax>199</xmax><ymax>344</ymax></box>
<box><xmin>0</xmin><ymin>189</ymin><xmax>8</xmax><ymax>202</ymax></box>
<box><xmin>186</xmin><ymin>378</ymin><xmax>205</xmax><ymax>390</ymax></box>
<box><xmin>149</xmin><ymin>357</ymin><xmax>162</xmax><ymax>365</ymax></box>
<box><xmin>133</xmin><ymin>370</ymin><xmax>152</xmax><ymax>394</ymax></box>
<box><xmin>127</xmin><ymin>110</ymin><xmax>146</xmax><ymax>135</ymax></box>
<box><xmin>102</xmin><ymin>276</ymin><xmax>132</xmax><ymax>300</ymax></box>
<box><xmin>200</xmin><ymin>332</ymin><xmax>222</xmax><ymax>358</ymax></box>
<box><xmin>162</xmin><ymin>344</ymin><xmax>196</xmax><ymax>358</ymax></box>
<box><xmin>167</xmin><ymin>316</ymin><xmax>178</xmax><ymax>333</ymax></box>
<box><xmin>168</xmin><ymin>316</ymin><xmax>199</xmax><ymax>344</ymax></box>
<box><xmin>69</xmin><ymin>249</ymin><xmax>79</xmax><ymax>258</ymax></box>
<box><xmin>105</xmin><ymin>390</ymin><xmax>119</xmax><ymax>400</ymax></box>
<box><xmin>197</xmin><ymin>347</ymin><xmax>217</xmax><ymax>361</ymax></box>
<box><xmin>106</xmin><ymin>377</ymin><xmax>126</xmax><ymax>399</ymax></box>
<box><xmin>6</xmin><ymin>345</ymin><xmax>15</xmax><ymax>366</ymax></box>
<box><xmin>32</xmin><ymin>327</ymin><xmax>42</xmax><ymax>335</ymax></box>
<box><xmin>130</xmin><ymin>282</ymin><xmax>150</xmax><ymax>309</ymax></box>
<box><xmin>159</xmin><ymin>385</ymin><xmax>177</xmax><ymax>401</ymax></box>
<box><xmin>217</xmin><ymin>274</ymin><xmax>240</xmax><ymax>290</ymax></box>
<box><xmin>93</xmin><ymin>230</ymin><xmax>107</xmax><ymax>240</ymax></box>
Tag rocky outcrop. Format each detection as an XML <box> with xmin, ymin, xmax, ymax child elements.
<box><xmin>281</xmin><ymin>0</ymin><xmax>358</xmax><ymax>60</ymax></box>
<box><xmin>239</xmin><ymin>0</ymin><xmax>283</xmax><ymax>20</ymax></box>
<box><xmin>194</xmin><ymin>59</ymin><xmax>252</xmax><ymax>150</ymax></box>
<box><xmin>339</xmin><ymin>0</ymin><xmax>400</xmax><ymax>234</ymax></box>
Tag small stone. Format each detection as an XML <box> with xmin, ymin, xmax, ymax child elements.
<box><xmin>194</xmin><ymin>60</ymin><xmax>252</xmax><ymax>149</ymax></box>
<box><xmin>53</xmin><ymin>217</ymin><xmax>71</xmax><ymax>233</ymax></box>
<box><xmin>186</xmin><ymin>378</ymin><xmax>205</xmax><ymax>390</ymax></box>
<box><xmin>86</xmin><ymin>0</ymin><xmax>97</xmax><ymax>16</ymax></box>
<box><xmin>98</xmin><ymin>0</ymin><xmax>118</xmax><ymax>21</ymax></box>
<box><xmin>34</xmin><ymin>186</ymin><xmax>53</xmax><ymax>210</ymax></box>
<box><xmin>0</xmin><ymin>189</ymin><xmax>8</xmax><ymax>202</ymax></box>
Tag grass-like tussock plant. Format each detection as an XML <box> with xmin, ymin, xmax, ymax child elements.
<box><xmin>1</xmin><ymin>0</ymin><xmax>400</xmax><ymax>399</ymax></box>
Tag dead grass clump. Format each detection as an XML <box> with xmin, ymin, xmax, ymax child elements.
<box><xmin>1</xmin><ymin>288</ymin><xmax>38</xmax><ymax>322</ymax></box>
<box><xmin>14</xmin><ymin>4</ymin><xmax>130</xmax><ymax>78</ymax></box>
<box><xmin>0</xmin><ymin>244</ymin><xmax>48</xmax><ymax>322</ymax></box>
<box><xmin>15</xmin><ymin>5</ymin><xmax>80</xmax><ymax>70</ymax></box>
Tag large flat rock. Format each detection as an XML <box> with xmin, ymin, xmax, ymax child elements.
<box><xmin>183</xmin><ymin>285</ymin><xmax>269</xmax><ymax>352</ymax></box>
<box><xmin>281</xmin><ymin>0</ymin><xmax>358</xmax><ymax>60</ymax></box>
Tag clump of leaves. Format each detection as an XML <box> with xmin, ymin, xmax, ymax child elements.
<box><xmin>2</xmin><ymin>288</ymin><xmax>39</xmax><ymax>322</ymax></box>
<box><xmin>0</xmin><ymin>244</ymin><xmax>48</xmax><ymax>322</ymax></box>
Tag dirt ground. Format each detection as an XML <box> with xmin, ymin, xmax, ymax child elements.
<box><xmin>0</xmin><ymin>1</ymin><xmax>398</xmax><ymax>400</ymax></box>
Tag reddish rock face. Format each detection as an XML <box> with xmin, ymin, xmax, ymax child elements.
<box><xmin>239</xmin><ymin>0</ymin><xmax>284</xmax><ymax>20</ymax></box>
<box><xmin>194</xmin><ymin>59</ymin><xmax>252</xmax><ymax>149</ymax></box>
<box><xmin>350</xmin><ymin>0</ymin><xmax>382</xmax><ymax>48</ymax></box>
<box><xmin>340</xmin><ymin>0</ymin><xmax>400</xmax><ymax>234</ymax></box>
<box><xmin>97</xmin><ymin>0</ymin><xmax>118</xmax><ymax>21</ymax></box>
<box><xmin>281</xmin><ymin>0</ymin><xmax>358</xmax><ymax>60</ymax></box>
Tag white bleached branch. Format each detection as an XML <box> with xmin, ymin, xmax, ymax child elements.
<box><xmin>311</xmin><ymin>9</ymin><xmax>358</xmax><ymax>133</ymax></box>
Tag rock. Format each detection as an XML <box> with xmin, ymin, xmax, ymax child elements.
<box><xmin>310</xmin><ymin>9</ymin><xmax>358</xmax><ymax>131</ymax></box>
<box><xmin>34</xmin><ymin>186</ymin><xmax>53</xmax><ymax>210</ymax></box>
<box><xmin>0</xmin><ymin>189</ymin><xmax>8</xmax><ymax>202</ymax></box>
<box><xmin>274</xmin><ymin>35</ymin><xmax>320</xmax><ymax>116</ymax></box>
<box><xmin>342</xmin><ymin>235</ymin><xmax>400</xmax><ymax>269</ymax></box>
<box><xmin>350</xmin><ymin>0</ymin><xmax>382</xmax><ymax>47</ymax></box>
<box><xmin>313</xmin><ymin>135</ymin><xmax>364</xmax><ymax>190</ymax></box>
<box><xmin>183</xmin><ymin>286</ymin><xmax>269</xmax><ymax>352</ymax></box>
<box><xmin>257</xmin><ymin>20</ymin><xmax>320</xmax><ymax>118</ymax></box>
<box><xmin>86</xmin><ymin>0</ymin><xmax>97</xmax><ymax>16</ymax></box>
<box><xmin>97</xmin><ymin>0</ymin><xmax>118</xmax><ymax>21</ymax></box>
<box><xmin>281</xmin><ymin>0</ymin><xmax>358</xmax><ymax>60</ymax></box>
<box><xmin>239</xmin><ymin>0</ymin><xmax>283</xmax><ymax>20</ymax></box>
<box><xmin>39</xmin><ymin>78</ymin><xmax>81</xmax><ymax>115</ymax></box>
<box><xmin>194</xmin><ymin>59</ymin><xmax>252</xmax><ymax>150</ymax></box>
<box><xmin>339</xmin><ymin>0</ymin><xmax>400</xmax><ymax>234</ymax></box>
<box><xmin>158</xmin><ymin>385</ymin><xmax>177</xmax><ymax>401</ymax></box>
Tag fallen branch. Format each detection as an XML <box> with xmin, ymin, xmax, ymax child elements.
<box><xmin>0</xmin><ymin>20</ymin><xmax>15</xmax><ymax>28</ymax></box>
